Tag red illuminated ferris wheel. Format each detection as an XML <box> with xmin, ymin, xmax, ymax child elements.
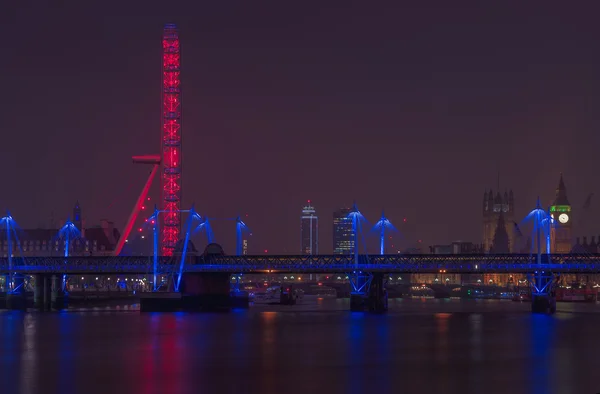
<box><xmin>114</xmin><ymin>24</ymin><xmax>181</xmax><ymax>257</ymax></box>
<box><xmin>161</xmin><ymin>24</ymin><xmax>182</xmax><ymax>256</ymax></box>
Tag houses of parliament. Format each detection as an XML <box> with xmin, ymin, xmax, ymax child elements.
<box><xmin>482</xmin><ymin>174</ymin><xmax>574</xmax><ymax>256</ymax></box>
<box><xmin>479</xmin><ymin>174</ymin><xmax>591</xmax><ymax>285</ymax></box>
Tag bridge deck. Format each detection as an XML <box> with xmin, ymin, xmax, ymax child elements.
<box><xmin>1</xmin><ymin>254</ymin><xmax>600</xmax><ymax>274</ymax></box>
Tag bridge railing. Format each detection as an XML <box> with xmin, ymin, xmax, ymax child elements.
<box><xmin>0</xmin><ymin>256</ymin><xmax>190</xmax><ymax>273</ymax></box>
<box><xmin>2</xmin><ymin>254</ymin><xmax>600</xmax><ymax>273</ymax></box>
<box><xmin>193</xmin><ymin>254</ymin><xmax>600</xmax><ymax>273</ymax></box>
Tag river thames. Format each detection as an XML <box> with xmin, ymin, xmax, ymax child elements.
<box><xmin>1</xmin><ymin>298</ymin><xmax>598</xmax><ymax>394</ymax></box>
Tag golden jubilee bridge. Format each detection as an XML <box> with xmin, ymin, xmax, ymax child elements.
<box><xmin>1</xmin><ymin>200</ymin><xmax>581</xmax><ymax>313</ymax></box>
<box><xmin>2</xmin><ymin>252</ymin><xmax>599</xmax><ymax>314</ymax></box>
<box><xmin>2</xmin><ymin>253</ymin><xmax>600</xmax><ymax>274</ymax></box>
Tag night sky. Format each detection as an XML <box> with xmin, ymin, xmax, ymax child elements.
<box><xmin>1</xmin><ymin>1</ymin><xmax>598</xmax><ymax>254</ymax></box>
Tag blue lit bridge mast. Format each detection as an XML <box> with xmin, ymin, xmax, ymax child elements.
<box><xmin>346</xmin><ymin>203</ymin><xmax>388</xmax><ymax>312</ymax></box>
<box><xmin>525</xmin><ymin>198</ymin><xmax>558</xmax><ymax>314</ymax></box>
<box><xmin>372</xmin><ymin>210</ymin><xmax>397</xmax><ymax>255</ymax></box>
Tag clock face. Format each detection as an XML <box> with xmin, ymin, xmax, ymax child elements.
<box><xmin>558</xmin><ymin>213</ymin><xmax>569</xmax><ymax>224</ymax></box>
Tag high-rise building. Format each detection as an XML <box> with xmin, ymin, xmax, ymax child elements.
<box><xmin>333</xmin><ymin>208</ymin><xmax>354</xmax><ymax>255</ymax></box>
<box><xmin>242</xmin><ymin>238</ymin><xmax>249</xmax><ymax>255</ymax></box>
<box><xmin>550</xmin><ymin>173</ymin><xmax>572</xmax><ymax>253</ymax></box>
<box><xmin>482</xmin><ymin>189</ymin><xmax>515</xmax><ymax>252</ymax></box>
<box><xmin>301</xmin><ymin>202</ymin><xmax>318</xmax><ymax>254</ymax></box>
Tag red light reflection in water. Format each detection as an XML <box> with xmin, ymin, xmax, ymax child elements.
<box><xmin>160</xmin><ymin>315</ymin><xmax>183</xmax><ymax>394</ymax></box>
<box><xmin>140</xmin><ymin>314</ymin><xmax>184</xmax><ymax>394</ymax></box>
<box><xmin>435</xmin><ymin>313</ymin><xmax>450</xmax><ymax>365</ymax></box>
<box><xmin>260</xmin><ymin>312</ymin><xmax>277</xmax><ymax>391</ymax></box>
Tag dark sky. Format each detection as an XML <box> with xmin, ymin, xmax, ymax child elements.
<box><xmin>1</xmin><ymin>1</ymin><xmax>598</xmax><ymax>254</ymax></box>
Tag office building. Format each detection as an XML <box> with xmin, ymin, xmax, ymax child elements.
<box><xmin>301</xmin><ymin>202</ymin><xmax>318</xmax><ymax>254</ymax></box>
<box><xmin>333</xmin><ymin>208</ymin><xmax>354</xmax><ymax>255</ymax></box>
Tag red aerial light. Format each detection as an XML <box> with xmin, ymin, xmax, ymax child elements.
<box><xmin>264</xmin><ymin>249</ymin><xmax>268</xmax><ymax>253</ymax></box>
<box><xmin>403</xmin><ymin>218</ymin><xmax>407</xmax><ymax>222</ymax></box>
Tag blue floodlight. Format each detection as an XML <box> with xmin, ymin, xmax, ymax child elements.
<box><xmin>56</xmin><ymin>218</ymin><xmax>82</xmax><ymax>291</ymax></box>
<box><xmin>194</xmin><ymin>217</ymin><xmax>215</xmax><ymax>244</ymax></box>
<box><xmin>371</xmin><ymin>210</ymin><xmax>398</xmax><ymax>255</ymax></box>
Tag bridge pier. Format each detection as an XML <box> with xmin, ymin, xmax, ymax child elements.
<box><xmin>51</xmin><ymin>275</ymin><xmax>67</xmax><ymax>310</ymax></box>
<box><xmin>140</xmin><ymin>272</ymin><xmax>248</xmax><ymax>312</ymax></box>
<box><xmin>181</xmin><ymin>272</ymin><xmax>234</xmax><ymax>312</ymax></box>
<box><xmin>6</xmin><ymin>275</ymin><xmax>26</xmax><ymax>310</ymax></box>
<box><xmin>529</xmin><ymin>271</ymin><xmax>557</xmax><ymax>314</ymax></box>
<box><xmin>139</xmin><ymin>292</ymin><xmax>182</xmax><ymax>312</ymax></box>
<box><xmin>33</xmin><ymin>274</ymin><xmax>66</xmax><ymax>311</ymax></box>
<box><xmin>34</xmin><ymin>274</ymin><xmax>46</xmax><ymax>310</ymax></box>
<box><xmin>5</xmin><ymin>292</ymin><xmax>26</xmax><ymax>310</ymax></box>
<box><xmin>350</xmin><ymin>273</ymin><xmax>388</xmax><ymax>313</ymax></box>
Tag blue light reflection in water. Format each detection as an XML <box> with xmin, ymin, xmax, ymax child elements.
<box><xmin>58</xmin><ymin>313</ymin><xmax>76</xmax><ymax>394</ymax></box>
<box><xmin>1</xmin><ymin>312</ymin><xmax>20</xmax><ymax>394</ymax></box>
<box><xmin>1</xmin><ymin>300</ymin><xmax>600</xmax><ymax>393</ymax></box>
<box><xmin>530</xmin><ymin>314</ymin><xmax>555</xmax><ymax>394</ymax></box>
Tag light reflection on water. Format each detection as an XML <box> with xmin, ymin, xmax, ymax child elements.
<box><xmin>20</xmin><ymin>314</ymin><xmax>36</xmax><ymax>394</ymax></box>
<box><xmin>1</xmin><ymin>299</ymin><xmax>600</xmax><ymax>394</ymax></box>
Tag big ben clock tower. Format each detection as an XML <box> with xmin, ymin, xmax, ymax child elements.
<box><xmin>550</xmin><ymin>174</ymin><xmax>572</xmax><ymax>253</ymax></box>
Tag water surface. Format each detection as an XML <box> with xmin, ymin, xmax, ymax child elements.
<box><xmin>1</xmin><ymin>299</ymin><xmax>598</xmax><ymax>394</ymax></box>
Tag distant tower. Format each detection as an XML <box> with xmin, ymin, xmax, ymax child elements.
<box><xmin>301</xmin><ymin>201</ymin><xmax>318</xmax><ymax>254</ymax></box>
<box><xmin>73</xmin><ymin>202</ymin><xmax>82</xmax><ymax>230</ymax></box>
<box><xmin>483</xmin><ymin>188</ymin><xmax>515</xmax><ymax>252</ymax></box>
<box><xmin>550</xmin><ymin>173</ymin><xmax>572</xmax><ymax>253</ymax></box>
<box><xmin>333</xmin><ymin>208</ymin><xmax>354</xmax><ymax>255</ymax></box>
<box><xmin>161</xmin><ymin>23</ymin><xmax>182</xmax><ymax>256</ymax></box>
<box><xmin>489</xmin><ymin>211</ymin><xmax>509</xmax><ymax>253</ymax></box>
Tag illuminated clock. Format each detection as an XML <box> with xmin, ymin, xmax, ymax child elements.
<box><xmin>558</xmin><ymin>213</ymin><xmax>569</xmax><ymax>224</ymax></box>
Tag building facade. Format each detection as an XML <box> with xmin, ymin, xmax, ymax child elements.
<box><xmin>333</xmin><ymin>208</ymin><xmax>354</xmax><ymax>255</ymax></box>
<box><xmin>572</xmin><ymin>236</ymin><xmax>599</xmax><ymax>254</ymax></box>
<box><xmin>415</xmin><ymin>241</ymin><xmax>484</xmax><ymax>284</ymax></box>
<box><xmin>482</xmin><ymin>189</ymin><xmax>515</xmax><ymax>252</ymax></box>
<box><xmin>0</xmin><ymin>203</ymin><xmax>120</xmax><ymax>257</ymax></box>
<box><xmin>301</xmin><ymin>202</ymin><xmax>318</xmax><ymax>254</ymax></box>
<box><xmin>550</xmin><ymin>174</ymin><xmax>572</xmax><ymax>253</ymax></box>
